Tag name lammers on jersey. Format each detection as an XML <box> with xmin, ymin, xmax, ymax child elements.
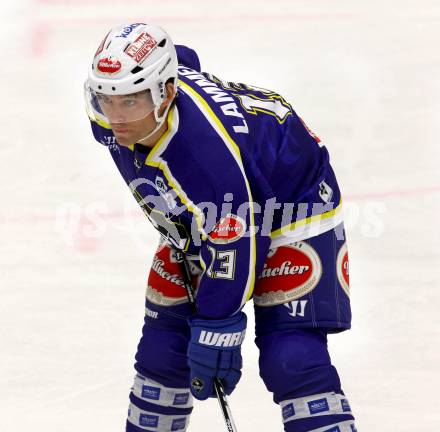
<box><xmin>199</xmin><ymin>330</ymin><xmax>246</xmax><ymax>347</ymax></box>
<box><xmin>178</xmin><ymin>66</ymin><xmax>249</xmax><ymax>134</ymax></box>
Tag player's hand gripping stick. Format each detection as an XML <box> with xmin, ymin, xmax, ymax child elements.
<box><xmin>176</xmin><ymin>250</ymin><xmax>239</xmax><ymax>432</ymax></box>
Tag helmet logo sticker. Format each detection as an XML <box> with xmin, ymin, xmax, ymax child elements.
<box><xmin>125</xmin><ymin>32</ymin><xmax>158</xmax><ymax>64</ymax></box>
<box><xmin>115</xmin><ymin>23</ymin><xmax>144</xmax><ymax>38</ymax></box>
<box><xmin>97</xmin><ymin>56</ymin><xmax>122</xmax><ymax>74</ymax></box>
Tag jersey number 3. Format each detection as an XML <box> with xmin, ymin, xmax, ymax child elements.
<box><xmin>205</xmin><ymin>246</ymin><xmax>236</xmax><ymax>280</ymax></box>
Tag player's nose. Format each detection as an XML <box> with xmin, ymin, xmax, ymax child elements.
<box><xmin>107</xmin><ymin>103</ymin><xmax>128</xmax><ymax>123</ymax></box>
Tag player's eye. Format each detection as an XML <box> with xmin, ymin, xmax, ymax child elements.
<box><xmin>123</xmin><ymin>99</ymin><xmax>137</xmax><ymax>108</ymax></box>
<box><xmin>97</xmin><ymin>94</ymin><xmax>111</xmax><ymax>105</ymax></box>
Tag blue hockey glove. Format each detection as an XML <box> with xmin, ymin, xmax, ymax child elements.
<box><xmin>187</xmin><ymin>312</ymin><xmax>247</xmax><ymax>400</ymax></box>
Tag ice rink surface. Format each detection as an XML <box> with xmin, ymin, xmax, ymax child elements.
<box><xmin>1</xmin><ymin>0</ymin><xmax>439</xmax><ymax>430</ymax></box>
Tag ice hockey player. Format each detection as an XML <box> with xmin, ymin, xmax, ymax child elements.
<box><xmin>84</xmin><ymin>22</ymin><xmax>357</xmax><ymax>432</ymax></box>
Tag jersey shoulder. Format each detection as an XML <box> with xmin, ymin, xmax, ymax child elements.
<box><xmin>176</xmin><ymin>44</ymin><xmax>201</xmax><ymax>71</ymax></box>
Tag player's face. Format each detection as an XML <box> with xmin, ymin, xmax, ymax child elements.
<box><xmin>103</xmin><ymin>83</ymin><xmax>175</xmax><ymax>147</ymax></box>
<box><xmin>94</xmin><ymin>90</ymin><xmax>156</xmax><ymax>146</ymax></box>
<box><xmin>110</xmin><ymin>110</ymin><xmax>158</xmax><ymax>147</ymax></box>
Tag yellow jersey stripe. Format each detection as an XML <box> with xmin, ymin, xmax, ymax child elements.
<box><xmin>271</xmin><ymin>199</ymin><xmax>343</xmax><ymax>240</ymax></box>
<box><xmin>94</xmin><ymin>116</ymin><xmax>111</xmax><ymax>129</ymax></box>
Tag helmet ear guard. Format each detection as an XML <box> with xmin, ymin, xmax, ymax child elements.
<box><xmin>149</xmin><ymin>78</ymin><xmax>175</xmax><ymax>136</ymax></box>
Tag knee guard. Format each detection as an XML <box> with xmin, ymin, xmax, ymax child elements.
<box><xmin>256</xmin><ymin>328</ymin><xmax>356</xmax><ymax>432</ymax></box>
<box><xmin>126</xmin><ymin>374</ymin><xmax>193</xmax><ymax>432</ymax></box>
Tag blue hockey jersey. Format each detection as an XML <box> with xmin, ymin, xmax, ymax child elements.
<box><xmin>89</xmin><ymin>45</ymin><xmax>343</xmax><ymax>319</ymax></box>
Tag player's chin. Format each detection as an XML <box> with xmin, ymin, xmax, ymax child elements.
<box><xmin>113</xmin><ymin>131</ymin><xmax>135</xmax><ymax>147</ymax></box>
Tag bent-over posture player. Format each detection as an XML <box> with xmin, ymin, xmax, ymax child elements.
<box><xmin>85</xmin><ymin>22</ymin><xmax>357</xmax><ymax>432</ymax></box>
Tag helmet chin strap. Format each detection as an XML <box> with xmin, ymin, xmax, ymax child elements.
<box><xmin>137</xmin><ymin>98</ymin><xmax>173</xmax><ymax>145</ymax></box>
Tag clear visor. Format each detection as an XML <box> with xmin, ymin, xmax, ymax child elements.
<box><xmin>84</xmin><ymin>82</ymin><xmax>156</xmax><ymax>125</ymax></box>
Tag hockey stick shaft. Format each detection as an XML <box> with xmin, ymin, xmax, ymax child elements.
<box><xmin>214</xmin><ymin>377</ymin><xmax>238</xmax><ymax>432</ymax></box>
<box><xmin>175</xmin><ymin>250</ymin><xmax>238</xmax><ymax>432</ymax></box>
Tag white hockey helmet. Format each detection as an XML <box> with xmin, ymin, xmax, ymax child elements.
<box><xmin>85</xmin><ymin>22</ymin><xmax>178</xmax><ymax>129</ymax></box>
